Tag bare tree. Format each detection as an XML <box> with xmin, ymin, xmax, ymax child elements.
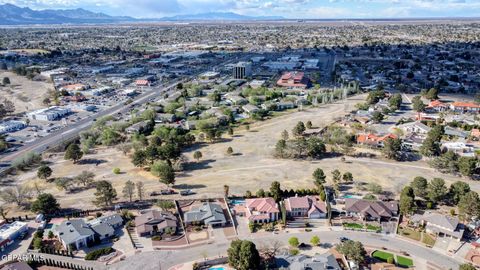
<box><xmin>0</xmin><ymin>185</ymin><xmax>32</xmax><ymax>206</ymax></box>
<box><xmin>122</xmin><ymin>180</ymin><xmax>135</xmax><ymax>202</ymax></box>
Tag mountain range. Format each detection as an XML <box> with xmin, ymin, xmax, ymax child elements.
<box><xmin>0</xmin><ymin>4</ymin><xmax>284</xmax><ymax>25</ymax></box>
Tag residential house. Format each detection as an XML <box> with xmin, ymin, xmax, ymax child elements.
<box><xmin>184</xmin><ymin>202</ymin><xmax>227</xmax><ymax>227</ymax></box>
<box><xmin>125</xmin><ymin>121</ymin><xmax>151</xmax><ymax>134</ymax></box>
<box><xmin>344</xmin><ymin>198</ymin><xmax>398</xmax><ymax>221</ymax></box>
<box><xmin>450</xmin><ymin>102</ymin><xmax>480</xmax><ymax>113</ymax></box>
<box><xmin>276</xmin><ymin>252</ymin><xmax>341</xmax><ymax>270</ymax></box>
<box><xmin>411</xmin><ymin>212</ymin><xmax>464</xmax><ymax>241</ymax></box>
<box><xmin>55</xmin><ymin>214</ymin><xmax>122</xmax><ymax>249</ymax></box>
<box><xmin>284</xmin><ymin>196</ymin><xmax>327</xmax><ymax>219</ymax></box>
<box><xmin>356</xmin><ymin>133</ymin><xmax>397</xmax><ymax>148</ymax></box>
<box><xmin>55</xmin><ymin>220</ymin><xmax>95</xmax><ymax>250</ymax></box>
<box><xmin>426</xmin><ymin>100</ymin><xmax>449</xmax><ymax>112</ymax></box>
<box><xmin>242</xmin><ymin>104</ymin><xmax>260</xmax><ymax>115</ymax></box>
<box><xmin>245</xmin><ymin>198</ymin><xmax>280</xmax><ymax>223</ymax></box>
<box><xmin>397</xmin><ymin>121</ymin><xmax>431</xmax><ymax>135</ymax></box>
<box><xmin>135</xmin><ymin>210</ymin><xmax>178</xmax><ymax>237</ymax></box>
<box><xmin>441</xmin><ymin>141</ymin><xmax>475</xmax><ymax>157</ymax></box>
<box><xmin>402</xmin><ymin>133</ymin><xmax>425</xmax><ymax>151</ymax></box>
<box><xmin>155</xmin><ymin>113</ymin><xmax>176</xmax><ymax>123</ymax></box>
<box><xmin>471</xmin><ymin>129</ymin><xmax>480</xmax><ymax>139</ymax></box>
<box><xmin>0</xmin><ymin>262</ymin><xmax>34</xmax><ymax>270</ymax></box>
<box><xmin>444</xmin><ymin>126</ymin><xmax>470</xmax><ymax>139</ymax></box>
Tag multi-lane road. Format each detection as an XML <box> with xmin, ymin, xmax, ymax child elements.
<box><xmin>0</xmin><ymin>56</ymin><xmax>248</xmax><ymax>173</ymax></box>
<box><xmin>0</xmin><ymin>80</ymin><xmax>181</xmax><ymax>171</ymax></box>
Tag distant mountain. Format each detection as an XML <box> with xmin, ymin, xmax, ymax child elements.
<box><xmin>159</xmin><ymin>12</ymin><xmax>284</xmax><ymax>21</ymax></box>
<box><xmin>0</xmin><ymin>4</ymin><xmax>135</xmax><ymax>25</ymax></box>
<box><xmin>0</xmin><ymin>4</ymin><xmax>284</xmax><ymax>25</ymax></box>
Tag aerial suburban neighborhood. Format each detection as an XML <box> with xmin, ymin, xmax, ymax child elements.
<box><xmin>0</xmin><ymin>1</ymin><xmax>479</xmax><ymax>270</ymax></box>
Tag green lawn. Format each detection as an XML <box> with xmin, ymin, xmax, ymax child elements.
<box><xmin>398</xmin><ymin>227</ymin><xmax>421</xmax><ymax>241</ymax></box>
<box><xmin>396</xmin><ymin>256</ymin><xmax>414</xmax><ymax>267</ymax></box>
<box><xmin>343</xmin><ymin>223</ymin><xmax>364</xmax><ymax>229</ymax></box>
<box><xmin>422</xmin><ymin>233</ymin><xmax>436</xmax><ymax>246</ymax></box>
<box><xmin>366</xmin><ymin>224</ymin><xmax>382</xmax><ymax>232</ymax></box>
<box><xmin>372</xmin><ymin>250</ymin><xmax>394</xmax><ymax>262</ymax></box>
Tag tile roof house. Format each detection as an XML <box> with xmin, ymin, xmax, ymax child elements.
<box><xmin>356</xmin><ymin>133</ymin><xmax>397</xmax><ymax>148</ymax></box>
<box><xmin>450</xmin><ymin>101</ymin><xmax>480</xmax><ymax>113</ymax></box>
<box><xmin>398</xmin><ymin>121</ymin><xmax>431</xmax><ymax>135</ymax></box>
<box><xmin>284</xmin><ymin>196</ymin><xmax>327</xmax><ymax>219</ymax></box>
<box><xmin>245</xmin><ymin>198</ymin><xmax>280</xmax><ymax>223</ymax></box>
<box><xmin>135</xmin><ymin>210</ymin><xmax>178</xmax><ymax>237</ymax></box>
<box><xmin>345</xmin><ymin>198</ymin><xmax>398</xmax><ymax>221</ymax></box>
<box><xmin>411</xmin><ymin>212</ymin><xmax>464</xmax><ymax>241</ymax></box>
<box><xmin>426</xmin><ymin>100</ymin><xmax>449</xmax><ymax>112</ymax></box>
<box><xmin>184</xmin><ymin>202</ymin><xmax>227</xmax><ymax>227</ymax></box>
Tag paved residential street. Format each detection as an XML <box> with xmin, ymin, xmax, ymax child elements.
<box><xmin>112</xmin><ymin>230</ymin><xmax>463</xmax><ymax>270</ymax></box>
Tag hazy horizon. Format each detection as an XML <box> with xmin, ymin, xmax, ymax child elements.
<box><xmin>0</xmin><ymin>0</ymin><xmax>479</xmax><ymax>20</ymax></box>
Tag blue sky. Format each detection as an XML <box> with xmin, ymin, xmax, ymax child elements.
<box><xmin>1</xmin><ymin>0</ymin><xmax>479</xmax><ymax>18</ymax></box>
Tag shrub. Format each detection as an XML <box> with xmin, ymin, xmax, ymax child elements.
<box><xmin>112</xmin><ymin>168</ymin><xmax>121</xmax><ymax>174</ymax></box>
<box><xmin>85</xmin><ymin>247</ymin><xmax>114</xmax><ymax>261</ymax></box>
<box><xmin>152</xmin><ymin>235</ymin><xmax>162</xmax><ymax>241</ymax></box>
<box><xmin>289</xmin><ymin>248</ymin><xmax>299</xmax><ymax>255</ymax></box>
<box><xmin>33</xmin><ymin>237</ymin><xmax>43</xmax><ymax>250</ymax></box>
<box><xmin>387</xmin><ymin>257</ymin><xmax>394</xmax><ymax>264</ymax></box>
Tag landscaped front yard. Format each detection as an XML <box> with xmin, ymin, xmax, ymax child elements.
<box><xmin>422</xmin><ymin>233</ymin><xmax>436</xmax><ymax>246</ymax></box>
<box><xmin>398</xmin><ymin>226</ymin><xmax>421</xmax><ymax>241</ymax></box>
<box><xmin>372</xmin><ymin>250</ymin><xmax>394</xmax><ymax>261</ymax></box>
<box><xmin>372</xmin><ymin>250</ymin><xmax>414</xmax><ymax>268</ymax></box>
<box><xmin>343</xmin><ymin>222</ymin><xmax>381</xmax><ymax>232</ymax></box>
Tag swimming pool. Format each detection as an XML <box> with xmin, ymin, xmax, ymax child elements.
<box><xmin>209</xmin><ymin>268</ymin><xmax>225</xmax><ymax>270</ymax></box>
<box><xmin>230</xmin><ymin>199</ymin><xmax>245</xmax><ymax>205</ymax></box>
<box><xmin>343</xmin><ymin>195</ymin><xmax>361</xmax><ymax>199</ymax></box>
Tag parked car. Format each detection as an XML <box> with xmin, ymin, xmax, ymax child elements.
<box><xmin>161</xmin><ymin>189</ymin><xmax>175</xmax><ymax>195</ymax></box>
<box><xmin>149</xmin><ymin>191</ymin><xmax>160</xmax><ymax>196</ymax></box>
<box><xmin>180</xmin><ymin>190</ymin><xmax>193</xmax><ymax>196</ymax></box>
<box><xmin>339</xmin><ymin>237</ymin><xmax>349</xmax><ymax>242</ymax></box>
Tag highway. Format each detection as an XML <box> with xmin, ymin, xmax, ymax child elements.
<box><xmin>0</xmin><ymin>80</ymin><xmax>180</xmax><ymax>170</ymax></box>
<box><xmin>0</xmin><ymin>56</ymin><xmax>245</xmax><ymax>173</ymax></box>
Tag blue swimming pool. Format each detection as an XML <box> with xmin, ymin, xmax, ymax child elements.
<box><xmin>230</xmin><ymin>199</ymin><xmax>245</xmax><ymax>205</ymax></box>
<box><xmin>209</xmin><ymin>268</ymin><xmax>225</xmax><ymax>270</ymax></box>
<box><xmin>343</xmin><ymin>194</ymin><xmax>361</xmax><ymax>199</ymax></box>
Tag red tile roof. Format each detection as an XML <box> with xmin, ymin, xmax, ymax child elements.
<box><xmin>451</xmin><ymin>101</ymin><xmax>480</xmax><ymax>108</ymax></box>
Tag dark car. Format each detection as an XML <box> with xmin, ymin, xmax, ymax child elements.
<box><xmin>161</xmin><ymin>189</ymin><xmax>175</xmax><ymax>195</ymax></box>
<box><xmin>180</xmin><ymin>190</ymin><xmax>193</xmax><ymax>196</ymax></box>
<box><xmin>149</xmin><ymin>191</ymin><xmax>160</xmax><ymax>196</ymax></box>
<box><xmin>339</xmin><ymin>237</ymin><xmax>349</xmax><ymax>242</ymax></box>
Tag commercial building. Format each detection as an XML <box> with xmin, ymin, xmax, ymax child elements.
<box><xmin>0</xmin><ymin>120</ymin><xmax>26</xmax><ymax>134</ymax></box>
<box><xmin>232</xmin><ymin>62</ymin><xmax>252</xmax><ymax>79</ymax></box>
<box><xmin>0</xmin><ymin>221</ymin><xmax>28</xmax><ymax>251</ymax></box>
<box><xmin>276</xmin><ymin>71</ymin><xmax>310</xmax><ymax>89</ymax></box>
<box><xmin>26</xmin><ymin>106</ymin><xmax>71</xmax><ymax>121</ymax></box>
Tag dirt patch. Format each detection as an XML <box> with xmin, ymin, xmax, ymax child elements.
<box><xmin>0</xmin><ymin>71</ymin><xmax>53</xmax><ymax>114</ymax></box>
